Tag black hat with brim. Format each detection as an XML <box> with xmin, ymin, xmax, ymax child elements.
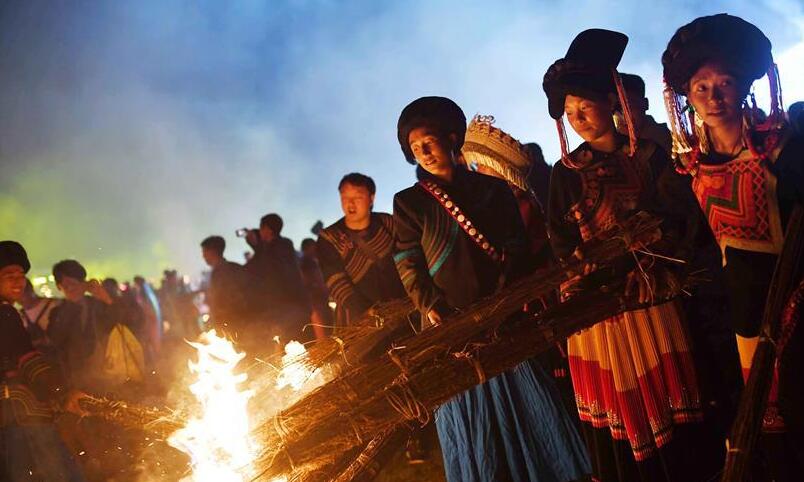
<box><xmin>543</xmin><ymin>29</ymin><xmax>629</xmax><ymax>119</ymax></box>
<box><xmin>662</xmin><ymin>13</ymin><xmax>772</xmax><ymax>94</ymax></box>
<box><xmin>397</xmin><ymin>96</ymin><xmax>467</xmax><ymax>164</ymax></box>
<box><xmin>0</xmin><ymin>241</ymin><xmax>31</xmax><ymax>273</ymax></box>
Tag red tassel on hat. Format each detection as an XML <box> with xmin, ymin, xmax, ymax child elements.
<box><xmin>663</xmin><ymin>79</ymin><xmax>701</xmax><ymax>175</ymax></box>
<box><xmin>612</xmin><ymin>68</ymin><xmax>638</xmax><ymax>156</ymax></box>
<box><xmin>556</xmin><ymin>118</ymin><xmax>586</xmax><ymax>169</ymax></box>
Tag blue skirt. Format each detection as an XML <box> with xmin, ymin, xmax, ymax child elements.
<box><xmin>436</xmin><ymin>359</ymin><xmax>590</xmax><ymax>482</ymax></box>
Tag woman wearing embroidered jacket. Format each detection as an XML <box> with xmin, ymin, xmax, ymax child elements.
<box><xmin>0</xmin><ymin>241</ymin><xmax>86</xmax><ymax>482</ymax></box>
<box><xmin>393</xmin><ymin>96</ymin><xmax>590</xmax><ymax>482</ymax></box>
<box><xmin>662</xmin><ymin>13</ymin><xmax>804</xmax><ymax>477</ymax></box>
<box><xmin>544</xmin><ymin>29</ymin><xmax>722</xmax><ymax>481</ymax></box>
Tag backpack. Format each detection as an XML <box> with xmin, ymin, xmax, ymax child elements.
<box><xmin>102</xmin><ymin>324</ymin><xmax>145</xmax><ymax>384</ymax></box>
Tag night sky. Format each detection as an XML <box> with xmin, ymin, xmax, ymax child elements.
<box><xmin>1</xmin><ymin>0</ymin><xmax>802</xmax><ymax>281</ymax></box>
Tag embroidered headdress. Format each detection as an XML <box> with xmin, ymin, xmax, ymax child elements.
<box><xmin>462</xmin><ymin>115</ymin><xmax>531</xmax><ymax>191</ymax></box>
<box><xmin>542</xmin><ymin>29</ymin><xmax>636</xmax><ymax>168</ymax></box>
<box><xmin>661</xmin><ymin>13</ymin><xmax>785</xmax><ymax>174</ymax></box>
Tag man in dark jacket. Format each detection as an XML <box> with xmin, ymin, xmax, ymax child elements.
<box><xmin>47</xmin><ymin>259</ymin><xmax>119</xmax><ymax>392</ymax></box>
<box><xmin>246</xmin><ymin>213</ymin><xmax>311</xmax><ymax>341</ymax></box>
<box><xmin>201</xmin><ymin>235</ymin><xmax>259</xmax><ymax>335</ymax></box>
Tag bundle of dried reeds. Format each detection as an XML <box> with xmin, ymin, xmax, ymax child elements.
<box><xmin>721</xmin><ymin>206</ymin><xmax>804</xmax><ymax>482</ymax></box>
<box><xmin>79</xmin><ymin>395</ymin><xmax>187</xmax><ymax>440</ymax></box>
<box><xmin>302</xmin><ymin>298</ymin><xmax>418</xmax><ymax>375</ymax></box>
<box><xmin>328</xmin><ymin>424</ymin><xmax>410</xmax><ymax>482</ymax></box>
<box><xmin>286</xmin><ymin>424</ymin><xmax>410</xmax><ymax>482</ymax></box>
<box><xmin>254</xmin><ymin>213</ymin><xmax>668</xmax><ymax>480</ymax></box>
<box><xmin>299</xmin><ymin>211</ymin><xmax>661</xmax><ymax>377</ymax></box>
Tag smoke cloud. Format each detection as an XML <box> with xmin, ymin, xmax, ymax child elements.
<box><xmin>1</xmin><ymin>0</ymin><xmax>801</xmax><ymax>279</ymax></box>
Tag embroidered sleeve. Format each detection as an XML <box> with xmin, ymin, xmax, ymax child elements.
<box><xmin>1</xmin><ymin>307</ymin><xmax>65</xmax><ymax>402</ymax></box>
<box><xmin>547</xmin><ymin>163</ymin><xmax>583</xmax><ymax>261</ymax></box>
<box><xmin>393</xmin><ymin>192</ymin><xmax>445</xmax><ymax>314</ymax></box>
<box><xmin>19</xmin><ymin>351</ymin><xmax>66</xmax><ymax>402</ymax></box>
<box><xmin>316</xmin><ymin>234</ymin><xmax>373</xmax><ymax>316</ymax></box>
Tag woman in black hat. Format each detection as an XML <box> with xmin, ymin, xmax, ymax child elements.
<box><xmin>544</xmin><ymin>29</ymin><xmax>722</xmax><ymax>481</ymax></box>
<box><xmin>0</xmin><ymin>241</ymin><xmax>86</xmax><ymax>481</ymax></box>
<box><xmin>393</xmin><ymin>96</ymin><xmax>590</xmax><ymax>482</ymax></box>
<box><xmin>663</xmin><ymin>13</ymin><xmax>804</xmax><ymax>478</ymax></box>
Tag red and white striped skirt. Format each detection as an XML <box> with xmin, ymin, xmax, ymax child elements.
<box><xmin>567</xmin><ymin>300</ymin><xmax>703</xmax><ymax>461</ymax></box>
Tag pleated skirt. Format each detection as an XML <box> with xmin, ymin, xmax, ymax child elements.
<box><xmin>567</xmin><ymin>300</ymin><xmax>702</xmax><ymax>462</ymax></box>
<box><xmin>435</xmin><ymin>359</ymin><xmax>591</xmax><ymax>482</ymax></box>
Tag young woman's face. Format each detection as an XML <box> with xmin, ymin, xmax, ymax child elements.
<box><xmin>408</xmin><ymin>126</ymin><xmax>456</xmax><ymax>179</ymax></box>
<box><xmin>687</xmin><ymin>62</ymin><xmax>747</xmax><ymax>130</ymax></box>
<box><xmin>564</xmin><ymin>94</ymin><xmax>616</xmax><ymax>143</ymax></box>
<box><xmin>0</xmin><ymin>265</ymin><xmax>26</xmax><ymax>303</ymax></box>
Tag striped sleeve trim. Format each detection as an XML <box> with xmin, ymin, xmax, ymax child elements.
<box><xmin>326</xmin><ymin>272</ymin><xmax>356</xmax><ymax>304</ymax></box>
<box><xmin>428</xmin><ymin>222</ymin><xmax>459</xmax><ymax>277</ymax></box>
<box><xmin>393</xmin><ymin>248</ymin><xmax>420</xmax><ymax>264</ymax></box>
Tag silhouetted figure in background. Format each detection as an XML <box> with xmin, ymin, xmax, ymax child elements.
<box><xmin>618</xmin><ymin>72</ymin><xmax>673</xmax><ymax>154</ymax></box>
<box><xmin>790</xmin><ymin>101</ymin><xmax>804</xmax><ymax>135</ymax></box>
<box><xmin>158</xmin><ymin>270</ymin><xmax>199</xmax><ymax>340</ymax></box>
<box><xmin>246</xmin><ymin>213</ymin><xmax>311</xmax><ymax>341</ymax></box>
<box><xmin>523</xmin><ymin>142</ymin><xmax>552</xmax><ymax>210</ymax></box>
<box><xmin>101</xmin><ymin>277</ymin><xmax>145</xmax><ymax>342</ymax></box>
<box><xmin>201</xmin><ymin>236</ymin><xmax>258</xmax><ymax>336</ymax></box>
<box><xmin>299</xmin><ymin>238</ymin><xmax>331</xmax><ymax>339</ymax></box>
<box><xmin>133</xmin><ymin>275</ymin><xmax>162</xmax><ymax>359</ymax></box>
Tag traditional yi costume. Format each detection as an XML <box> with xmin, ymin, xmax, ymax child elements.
<box><xmin>317</xmin><ymin>213</ymin><xmax>407</xmax><ymax>328</ymax></box>
<box><xmin>544</xmin><ymin>29</ymin><xmax>722</xmax><ymax>481</ymax></box>
<box><xmin>393</xmin><ymin>96</ymin><xmax>590</xmax><ymax>482</ymax></box>
<box><xmin>663</xmin><ymin>13</ymin><xmax>804</xmax><ymax>477</ymax></box>
<box><xmin>462</xmin><ymin>114</ymin><xmax>579</xmax><ymax>423</ymax></box>
<box><xmin>0</xmin><ymin>241</ymin><xmax>84</xmax><ymax>481</ymax></box>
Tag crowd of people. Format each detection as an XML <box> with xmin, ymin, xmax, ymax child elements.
<box><xmin>2</xmin><ymin>252</ymin><xmax>205</xmax><ymax>480</ymax></box>
<box><xmin>2</xmin><ymin>12</ymin><xmax>804</xmax><ymax>482</ymax></box>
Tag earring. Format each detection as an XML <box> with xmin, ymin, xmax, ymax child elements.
<box><xmin>613</xmin><ymin>111</ymin><xmax>625</xmax><ymax>132</ymax></box>
<box><xmin>693</xmin><ymin>108</ymin><xmax>709</xmax><ymax>154</ymax></box>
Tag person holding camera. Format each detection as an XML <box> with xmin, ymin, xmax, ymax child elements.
<box><xmin>244</xmin><ymin>213</ymin><xmax>311</xmax><ymax>342</ymax></box>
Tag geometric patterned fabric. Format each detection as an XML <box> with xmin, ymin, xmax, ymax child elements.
<box><xmin>692</xmin><ymin>149</ymin><xmax>784</xmax><ymax>260</ymax></box>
